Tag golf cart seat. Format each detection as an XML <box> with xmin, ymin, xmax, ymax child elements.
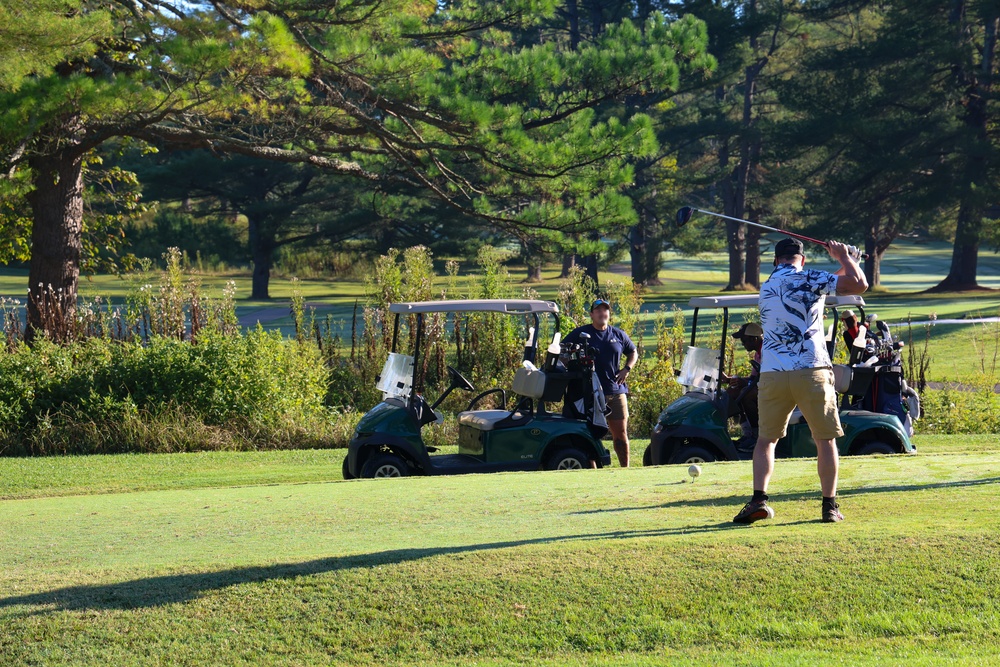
<box><xmin>788</xmin><ymin>407</ymin><xmax>806</xmax><ymax>425</ymax></box>
<box><xmin>458</xmin><ymin>410</ymin><xmax>517</xmax><ymax>431</ymax></box>
<box><xmin>457</xmin><ymin>368</ymin><xmax>545</xmax><ymax>431</ymax></box>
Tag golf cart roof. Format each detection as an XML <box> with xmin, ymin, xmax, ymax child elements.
<box><xmin>688</xmin><ymin>294</ymin><xmax>866</xmax><ymax>308</ymax></box>
<box><xmin>388</xmin><ymin>299</ymin><xmax>559</xmax><ymax>315</ymax></box>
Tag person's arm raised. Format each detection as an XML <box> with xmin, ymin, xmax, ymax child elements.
<box><xmin>829</xmin><ymin>240</ymin><xmax>868</xmax><ymax>295</ymax></box>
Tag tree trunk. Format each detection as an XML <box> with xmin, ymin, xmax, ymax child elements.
<box><xmin>588</xmin><ymin>0</ymin><xmax>603</xmax><ymax>39</ymax></box>
<box><xmin>864</xmin><ymin>233</ymin><xmax>882</xmax><ymax>288</ymax></box>
<box><xmin>26</xmin><ymin>149</ymin><xmax>85</xmax><ymax>339</ymax></box>
<box><xmin>565</xmin><ymin>0</ymin><xmax>580</xmax><ymax>49</ymax></box>
<box><xmin>629</xmin><ymin>220</ymin><xmax>663</xmax><ymax>286</ymax></box>
<box><xmin>583</xmin><ymin>251</ymin><xmax>599</xmax><ymax>285</ymax></box>
<box><xmin>629</xmin><ymin>168</ymin><xmax>663</xmax><ymax>286</ymax></box>
<box><xmin>559</xmin><ymin>253</ymin><xmax>576</xmax><ymax>278</ymax></box>
<box><xmin>522</xmin><ymin>240</ymin><xmax>544</xmax><ymax>283</ymax></box>
<box><xmin>717</xmin><ymin>135</ymin><xmax>748</xmax><ymax>291</ymax></box>
<box><xmin>723</xmin><ymin>1</ymin><xmax>764</xmax><ymax>292</ymax></box>
<box><xmin>931</xmin><ymin>8</ymin><xmax>996</xmax><ymax>291</ymax></box>
<box><xmin>745</xmin><ymin>224</ymin><xmax>761</xmax><ymax>288</ymax></box>
<box><xmin>248</xmin><ymin>216</ymin><xmax>274</xmax><ymax>299</ymax></box>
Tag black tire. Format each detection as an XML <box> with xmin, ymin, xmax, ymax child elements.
<box><xmin>642</xmin><ymin>445</ymin><xmax>653</xmax><ymax>467</ymax></box>
<box><xmin>361</xmin><ymin>453</ymin><xmax>409</xmax><ymax>478</ymax></box>
<box><xmin>545</xmin><ymin>447</ymin><xmax>590</xmax><ymax>471</ymax></box>
<box><xmin>669</xmin><ymin>445</ymin><xmax>717</xmax><ymax>465</ymax></box>
<box><xmin>342</xmin><ymin>455</ymin><xmax>356</xmax><ymax>480</ymax></box>
<box><xmin>856</xmin><ymin>441</ymin><xmax>896</xmax><ymax>456</ymax></box>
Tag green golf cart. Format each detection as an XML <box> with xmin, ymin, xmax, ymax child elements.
<box><xmin>644</xmin><ymin>294</ymin><xmax>916</xmax><ymax>466</ymax></box>
<box><xmin>343</xmin><ymin>299</ymin><xmax>613</xmax><ymax>478</ymax></box>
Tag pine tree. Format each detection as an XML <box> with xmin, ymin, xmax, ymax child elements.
<box><xmin>0</xmin><ymin>0</ymin><xmax>712</xmax><ymax>334</ymax></box>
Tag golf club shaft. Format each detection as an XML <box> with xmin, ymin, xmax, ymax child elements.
<box><xmin>688</xmin><ymin>208</ymin><xmax>829</xmax><ymax>248</ymax></box>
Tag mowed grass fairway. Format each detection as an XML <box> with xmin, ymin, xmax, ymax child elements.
<box><xmin>2</xmin><ymin>438</ymin><xmax>999</xmax><ymax>666</ymax></box>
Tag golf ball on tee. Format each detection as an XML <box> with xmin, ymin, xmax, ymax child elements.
<box><xmin>688</xmin><ymin>464</ymin><xmax>702</xmax><ymax>480</ymax></box>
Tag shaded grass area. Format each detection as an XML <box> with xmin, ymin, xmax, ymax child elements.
<box><xmin>2</xmin><ymin>448</ymin><xmax>999</xmax><ymax>665</ymax></box>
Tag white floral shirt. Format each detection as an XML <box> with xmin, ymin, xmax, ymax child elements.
<box><xmin>759</xmin><ymin>264</ymin><xmax>839</xmax><ymax>372</ymax></box>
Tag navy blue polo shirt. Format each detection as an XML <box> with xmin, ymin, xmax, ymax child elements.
<box><xmin>563</xmin><ymin>324</ymin><xmax>636</xmax><ymax>395</ymax></box>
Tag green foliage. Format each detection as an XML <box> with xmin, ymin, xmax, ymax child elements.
<box><xmin>0</xmin><ymin>329</ymin><xmax>331</xmax><ymax>455</ymax></box>
<box><xmin>0</xmin><ymin>0</ymin><xmax>113</xmax><ymax>92</ymax></box>
<box><xmin>920</xmin><ymin>384</ymin><xmax>1000</xmax><ymax>435</ymax></box>
<box><xmin>125</xmin><ymin>208</ymin><xmax>248</xmax><ymax>269</ymax></box>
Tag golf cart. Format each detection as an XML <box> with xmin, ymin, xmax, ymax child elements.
<box><xmin>643</xmin><ymin>294</ymin><xmax>917</xmax><ymax>466</ymax></box>
<box><xmin>343</xmin><ymin>299</ymin><xmax>613</xmax><ymax>478</ymax></box>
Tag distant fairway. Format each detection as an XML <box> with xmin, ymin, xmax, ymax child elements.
<box><xmin>2</xmin><ymin>238</ymin><xmax>997</xmax><ymax>331</ymax></box>
<box><xmin>2</xmin><ymin>442</ymin><xmax>998</xmax><ymax>666</ymax></box>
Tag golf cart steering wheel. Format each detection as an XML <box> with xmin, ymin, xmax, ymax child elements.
<box><xmin>447</xmin><ymin>366</ymin><xmax>475</xmax><ymax>392</ymax></box>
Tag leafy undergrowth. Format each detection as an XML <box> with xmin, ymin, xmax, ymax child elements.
<box><xmin>1</xmin><ymin>446</ymin><xmax>999</xmax><ymax>666</ymax></box>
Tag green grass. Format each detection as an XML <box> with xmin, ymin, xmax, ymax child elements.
<box><xmin>2</xmin><ymin>445</ymin><xmax>999</xmax><ymax>665</ymax></box>
<box><xmin>0</xmin><ymin>434</ymin><xmax>989</xmax><ymax>501</ymax></box>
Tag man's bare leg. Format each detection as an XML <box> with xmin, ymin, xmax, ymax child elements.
<box><xmin>815</xmin><ymin>437</ymin><xmax>839</xmax><ymax>497</ymax></box>
<box><xmin>608</xmin><ymin>418</ymin><xmax>629</xmax><ymax>467</ymax></box>
<box><xmin>752</xmin><ymin>437</ymin><xmax>778</xmax><ymax>493</ymax></box>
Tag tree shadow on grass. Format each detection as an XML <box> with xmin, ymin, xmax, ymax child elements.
<box><xmin>570</xmin><ymin>476</ymin><xmax>1000</xmax><ymax>515</ymax></box>
<box><xmin>0</xmin><ymin>524</ymin><xmax>741</xmax><ymax>614</ymax></box>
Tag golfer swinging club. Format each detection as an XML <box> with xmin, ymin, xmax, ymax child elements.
<box><xmin>733</xmin><ymin>237</ymin><xmax>868</xmax><ymax>525</ymax></box>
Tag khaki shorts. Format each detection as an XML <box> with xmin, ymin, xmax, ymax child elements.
<box><xmin>606</xmin><ymin>393</ymin><xmax>629</xmax><ymax>421</ymax></box>
<box><xmin>758</xmin><ymin>368</ymin><xmax>843</xmax><ymax>441</ymax></box>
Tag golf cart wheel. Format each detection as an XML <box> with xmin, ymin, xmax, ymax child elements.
<box><xmin>342</xmin><ymin>455</ymin><xmax>356</xmax><ymax>480</ymax></box>
<box><xmin>361</xmin><ymin>453</ymin><xmax>409</xmax><ymax>478</ymax></box>
<box><xmin>856</xmin><ymin>441</ymin><xmax>896</xmax><ymax>456</ymax></box>
<box><xmin>642</xmin><ymin>445</ymin><xmax>653</xmax><ymax>467</ymax></box>
<box><xmin>545</xmin><ymin>447</ymin><xmax>589</xmax><ymax>471</ymax></box>
<box><xmin>669</xmin><ymin>445</ymin><xmax>717</xmax><ymax>465</ymax></box>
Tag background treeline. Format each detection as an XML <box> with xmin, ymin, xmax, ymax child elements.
<box><xmin>2</xmin><ymin>1</ymin><xmax>998</xmax><ymax>303</ymax></box>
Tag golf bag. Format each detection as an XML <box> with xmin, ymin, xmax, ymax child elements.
<box><xmin>844</xmin><ymin>318</ymin><xmax>918</xmax><ymax>436</ymax></box>
<box><xmin>862</xmin><ymin>367</ymin><xmax>913</xmax><ymax>436</ymax></box>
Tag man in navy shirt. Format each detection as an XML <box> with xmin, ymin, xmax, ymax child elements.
<box><xmin>564</xmin><ymin>299</ymin><xmax>638</xmax><ymax>467</ymax></box>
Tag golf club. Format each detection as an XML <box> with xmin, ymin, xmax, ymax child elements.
<box><xmin>676</xmin><ymin>206</ymin><xmax>868</xmax><ymax>260</ymax></box>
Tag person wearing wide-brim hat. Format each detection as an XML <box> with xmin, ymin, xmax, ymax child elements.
<box><xmin>733</xmin><ymin>236</ymin><xmax>868</xmax><ymax>525</ymax></box>
<box><xmin>563</xmin><ymin>299</ymin><xmax>638</xmax><ymax>467</ymax></box>
<box><xmin>725</xmin><ymin>322</ymin><xmax>764</xmax><ymax>453</ymax></box>
<box><xmin>840</xmin><ymin>308</ymin><xmax>861</xmax><ymax>348</ymax></box>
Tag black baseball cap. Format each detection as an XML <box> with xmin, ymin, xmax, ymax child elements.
<box><xmin>774</xmin><ymin>237</ymin><xmax>804</xmax><ymax>259</ymax></box>
<box><xmin>590</xmin><ymin>299</ymin><xmax>611</xmax><ymax>311</ymax></box>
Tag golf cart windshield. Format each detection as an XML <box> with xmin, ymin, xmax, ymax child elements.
<box><xmin>383</xmin><ymin>299</ymin><xmax>561</xmax><ymax>405</ymax></box>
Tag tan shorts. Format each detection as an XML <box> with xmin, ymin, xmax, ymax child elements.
<box><xmin>606</xmin><ymin>393</ymin><xmax>629</xmax><ymax>421</ymax></box>
<box><xmin>758</xmin><ymin>368</ymin><xmax>843</xmax><ymax>441</ymax></box>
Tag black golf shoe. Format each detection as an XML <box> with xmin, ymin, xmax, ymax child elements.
<box><xmin>822</xmin><ymin>502</ymin><xmax>844</xmax><ymax>523</ymax></box>
<box><xmin>733</xmin><ymin>499</ymin><xmax>774</xmax><ymax>524</ymax></box>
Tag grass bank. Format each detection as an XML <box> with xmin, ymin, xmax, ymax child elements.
<box><xmin>2</xmin><ymin>445</ymin><xmax>999</xmax><ymax>665</ymax></box>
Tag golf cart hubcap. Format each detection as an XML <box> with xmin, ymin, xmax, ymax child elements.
<box><xmin>685</xmin><ymin>456</ymin><xmax>707</xmax><ymax>464</ymax></box>
<box><xmin>374</xmin><ymin>464</ymin><xmax>402</xmax><ymax>477</ymax></box>
<box><xmin>556</xmin><ymin>458</ymin><xmax>583</xmax><ymax>470</ymax></box>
